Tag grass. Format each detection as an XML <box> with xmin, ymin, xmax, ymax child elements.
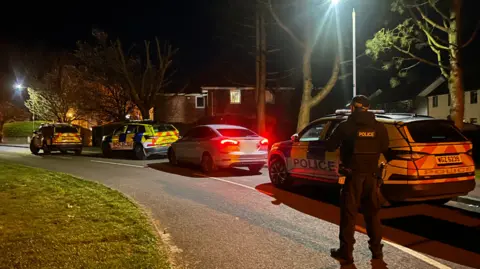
<box><xmin>3</xmin><ymin>121</ymin><xmax>44</xmax><ymax>137</ymax></box>
<box><xmin>0</xmin><ymin>161</ymin><xmax>171</xmax><ymax>269</ymax></box>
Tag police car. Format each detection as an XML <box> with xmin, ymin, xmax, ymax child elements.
<box><xmin>30</xmin><ymin>123</ymin><xmax>83</xmax><ymax>155</ymax></box>
<box><xmin>101</xmin><ymin>121</ymin><xmax>179</xmax><ymax>160</ymax></box>
<box><xmin>268</xmin><ymin>110</ymin><xmax>476</xmax><ymax>204</ymax></box>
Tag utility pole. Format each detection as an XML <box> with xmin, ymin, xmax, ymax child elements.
<box><xmin>256</xmin><ymin>5</ymin><xmax>266</xmax><ymax>136</ymax></box>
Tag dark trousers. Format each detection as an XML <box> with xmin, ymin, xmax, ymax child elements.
<box><xmin>339</xmin><ymin>173</ymin><xmax>383</xmax><ymax>256</ymax></box>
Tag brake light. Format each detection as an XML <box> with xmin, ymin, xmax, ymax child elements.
<box><xmin>391</xmin><ymin>150</ymin><xmax>426</xmax><ymax>160</ymax></box>
<box><xmin>220</xmin><ymin>139</ymin><xmax>239</xmax><ymax>145</ymax></box>
<box><xmin>260</xmin><ymin>138</ymin><xmax>268</xmax><ymax>146</ymax></box>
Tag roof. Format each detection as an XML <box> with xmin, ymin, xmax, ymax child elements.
<box><xmin>315</xmin><ymin>111</ymin><xmax>437</xmax><ymax>125</ymax></box>
<box><xmin>200</xmin><ymin>124</ymin><xmax>248</xmax><ymax>129</ymax></box>
<box><xmin>200</xmin><ymin>86</ymin><xmax>295</xmax><ymax>92</ymax></box>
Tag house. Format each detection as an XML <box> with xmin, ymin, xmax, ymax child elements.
<box><xmin>154</xmin><ymin>86</ymin><xmax>297</xmax><ymax>139</ymax></box>
<box><xmin>428</xmin><ymin>87</ymin><xmax>479</xmax><ymax>124</ymax></box>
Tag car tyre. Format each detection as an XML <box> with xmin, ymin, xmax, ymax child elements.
<box><xmin>134</xmin><ymin>144</ymin><xmax>147</xmax><ymax>160</ymax></box>
<box><xmin>74</xmin><ymin>148</ymin><xmax>82</xmax><ymax>156</ymax></box>
<box><xmin>269</xmin><ymin>156</ymin><xmax>293</xmax><ymax>189</ymax></box>
<box><xmin>43</xmin><ymin>142</ymin><xmax>51</xmax><ymax>155</ymax></box>
<box><xmin>102</xmin><ymin>142</ymin><xmax>113</xmax><ymax>158</ymax></box>
<box><xmin>201</xmin><ymin>152</ymin><xmax>217</xmax><ymax>174</ymax></box>
<box><xmin>168</xmin><ymin>148</ymin><xmax>178</xmax><ymax>165</ymax></box>
<box><xmin>248</xmin><ymin>164</ymin><xmax>264</xmax><ymax>174</ymax></box>
<box><xmin>30</xmin><ymin>141</ymin><xmax>40</xmax><ymax>155</ymax></box>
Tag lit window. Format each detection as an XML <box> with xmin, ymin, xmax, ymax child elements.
<box><xmin>230</xmin><ymin>90</ymin><xmax>241</xmax><ymax>104</ymax></box>
<box><xmin>196</xmin><ymin>96</ymin><xmax>205</xmax><ymax>108</ymax></box>
<box><xmin>266</xmin><ymin>90</ymin><xmax>275</xmax><ymax>104</ymax></box>
<box><xmin>470</xmin><ymin>91</ymin><xmax>478</xmax><ymax>104</ymax></box>
<box><xmin>432</xmin><ymin>96</ymin><xmax>438</xmax><ymax>107</ymax></box>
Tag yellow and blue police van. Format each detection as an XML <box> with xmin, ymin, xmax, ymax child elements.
<box><xmin>30</xmin><ymin>123</ymin><xmax>83</xmax><ymax>155</ymax></box>
<box><xmin>268</xmin><ymin>110</ymin><xmax>476</xmax><ymax>204</ymax></box>
<box><xmin>101</xmin><ymin>121</ymin><xmax>180</xmax><ymax>160</ymax></box>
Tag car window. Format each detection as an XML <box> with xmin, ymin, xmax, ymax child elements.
<box><xmin>113</xmin><ymin>126</ymin><xmax>126</xmax><ymax>136</ymax></box>
<box><xmin>153</xmin><ymin>124</ymin><xmax>176</xmax><ymax>132</ymax></box>
<box><xmin>137</xmin><ymin>125</ymin><xmax>146</xmax><ymax>133</ymax></box>
<box><xmin>41</xmin><ymin>127</ymin><xmax>54</xmax><ymax>137</ymax></box>
<box><xmin>406</xmin><ymin>121</ymin><xmax>467</xmax><ymax>142</ymax></box>
<box><xmin>216</xmin><ymin>128</ymin><xmax>258</xmax><ymax>137</ymax></box>
<box><xmin>54</xmin><ymin>126</ymin><xmax>78</xmax><ymax>133</ymax></box>
<box><xmin>126</xmin><ymin>125</ymin><xmax>138</xmax><ymax>134</ymax></box>
<box><xmin>192</xmin><ymin>127</ymin><xmax>215</xmax><ymax>139</ymax></box>
<box><xmin>325</xmin><ymin>120</ymin><xmax>342</xmax><ymax>140</ymax></box>
<box><xmin>299</xmin><ymin>121</ymin><xmax>328</xmax><ymax>142</ymax></box>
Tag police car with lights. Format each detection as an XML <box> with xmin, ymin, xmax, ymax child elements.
<box><xmin>268</xmin><ymin>109</ymin><xmax>476</xmax><ymax>204</ymax></box>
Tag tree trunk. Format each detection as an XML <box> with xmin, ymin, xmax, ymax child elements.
<box><xmin>139</xmin><ymin>106</ymin><xmax>150</xmax><ymax>120</ymax></box>
<box><xmin>297</xmin><ymin>49</ymin><xmax>313</xmax><ymax>132</ymax></box>
<box><xmin>449</xmin><ymin>0</ymin><xmax>464</xmax><ymax>130</ymax></box>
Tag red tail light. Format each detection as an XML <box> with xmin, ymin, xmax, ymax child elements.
<box><xmin>391</xmin><ymin>150</ymin><xmax>426</xmax><ymax>161</ymax></box>
<box><xmin>260</xmin><ymin>138</ymin><xmax>268</xmax><ymax>146</ymax></box>
<box><xmin>220</xmin><ymin>139</ymin><xmax>239</xmax><ymax>145</ymax></box>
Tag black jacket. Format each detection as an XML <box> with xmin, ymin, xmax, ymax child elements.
<box><xmin>326</xmin><ymin>111</ymin><xmax>389</xmax><ymax>172</ymax></box>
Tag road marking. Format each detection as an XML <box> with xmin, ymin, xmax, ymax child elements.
<box><xmin>90</xmin><ymin>160</ymin><xmax>145</xmax><ymax>168</ymax></box>
<box><xmin>199</xmin><ymin>174</ymin><xmax>450</xmax><ymax>269</ymax></box>
<box><xmin>193</xmin><ymin>173</ymin><xmax>256</xmax><ymax>191</ymax></box>
<box><xmin>49</xmin><ymin>156</ymin><xmax>72</xmax><ymax>160</ymax></box>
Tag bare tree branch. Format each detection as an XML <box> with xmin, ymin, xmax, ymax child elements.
<box><xmin>265</xmin><ymin>0</ymin><xmax>305</xmax><ymax>49</ymax></box>
<box><xmin>462</xmin><ymin>21</ymin><xmax>480</xmax><ymax>48</ymax></box>
<box><xmin>414</xmin><ymin>6</ymin><xmax>449</xmax><ymax>32</ymax></box>
<box><xmin>428</xmin><ymin>0</ymin><xmax>449</xmax><ymax>20</ymax></box>
<box><xmin>391</xmin><ymin>43</ymin><xmax>450</xmax><ymax>70</ymax></box>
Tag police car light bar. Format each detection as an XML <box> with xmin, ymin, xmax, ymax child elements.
<box><xmin>335</xmin><ymin>109</ymin><xmax>385</xmax><ymax>114</ymax></box>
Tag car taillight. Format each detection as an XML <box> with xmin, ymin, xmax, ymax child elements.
<box><xmin>220</xmin><ymin>139</ymin><xmax>239</xmax><ymax>146</ymax></box>
<box><xmin>391</xmin><ymin>150</ymin><xmax>426</xmax><ymax>160</ymax></box>
<box><xmin>144</xmin><ymin>135</ymin><xmax>159</xmax><ymax>140</ymax></box>
<box><xmin>260</xmin><ymin>138</ymin><xmax>268</xmax><ymax>146</ymax></box>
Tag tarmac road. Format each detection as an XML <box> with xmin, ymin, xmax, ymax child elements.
<box><xmin>1</xmin><ymin>145</ymin><xmax>479</xmax><ymax>269</ymax></box>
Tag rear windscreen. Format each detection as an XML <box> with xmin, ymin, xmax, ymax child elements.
<box><xmin>406</xmin><ymin>121</ymin><xmax>467</xmax><ymax>142</ymax></box>
<box><xmin>217</xmin><ymin>128</ymin><xmax>258</xmax><ymax>137</ymax></box>
<box><xmin>153</xmin><ymin>124</ymin><xmax>176</xmax><ymax>132</ymax></box>
<box><xmin>54</xmin><ymin>126</ymin><xmax>78</xmax><ymax>133</ymax></box>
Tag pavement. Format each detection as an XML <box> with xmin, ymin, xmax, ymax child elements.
<box><xmin>1</xmin><ymin>145</ymin><xmax>480</xmax><ymax>269</ymax></box>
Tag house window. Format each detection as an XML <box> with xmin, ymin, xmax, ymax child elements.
<box><xmin>266</xmin><ymin>90</ymin><xmax>275</xmax><ymax>104</ymax></box>
<box><xmin>447</xmin><ymin>94</ymin><xmax>451</xmax><ymax>106</ymax></box>
<box><xmin>230</xmin><ymin>90</ymin><xmax>241</xmax><ymax>104</ymax></box>
<box><xmin>432</xmin><ymin>96</ymin><xmax>438</xmax><ymax>107</ymax></box>
<box><xmin>470</xmin><ymin>91</ymin><xmax>478</xmax><ymax>104</ymax></box>
<box><xmin>470</xmin><ymin>118</ymin><xmax>477</xmax><ymax>124</ymax></box>
<box><xmin>196</xmin><ymin>96</ymin><xmax>205</xmax><ymax>108</ymax></box>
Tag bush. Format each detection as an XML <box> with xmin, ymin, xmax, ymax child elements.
<box><xmin>3</xmin><ymin>121</ymin><xmax>44</xmax><ymax>137</ymax></box>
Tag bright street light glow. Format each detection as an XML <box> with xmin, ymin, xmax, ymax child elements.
<box><xmin>14</xmin><ymin>84</ymin><xmax>24</xmax><ymax>90</ymax></box>
<box><xmin>332</xmin><ymin>0</ymin><xmax>340</xmax><ymax>5</ymax></box>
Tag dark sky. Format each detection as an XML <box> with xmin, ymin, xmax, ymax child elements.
<box><xmin>2</xmin><ymin>0</ymin><xmax>479</xmax><ymax>114</ymax></box>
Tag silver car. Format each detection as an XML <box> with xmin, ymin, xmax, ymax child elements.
<box><xmin>168</xmin><ymin>124</ymin><xmax>268</xmax><ymax>173</ymax></box>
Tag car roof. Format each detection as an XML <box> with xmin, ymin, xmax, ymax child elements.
<box><xmin>316</xmin><ymin>112</ymin><xmax>441</xmax><ymax>125</ymax></box>
<box><xmin>200</xmin><ymin>124</ymin><xmax>248</xmax><ymax>130</ymax></box>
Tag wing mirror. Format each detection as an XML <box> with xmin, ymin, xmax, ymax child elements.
<box><xmin>291</xmin><ymin>133</ymin><xmax>299</xmax><ymax>142</ymax></box>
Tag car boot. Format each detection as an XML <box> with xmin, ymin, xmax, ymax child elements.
<box><xmin>330</xmin><ymin>248</ymin><xmax>354</xmax><ymax>265</ymax></box>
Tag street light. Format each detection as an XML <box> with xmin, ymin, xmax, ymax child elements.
<box><xmin>332</xmin><ymin>0</ymin><xmax>356</xmax><ymax>98</ymax></box>
<box><xmin>14</xmin><ymin>84</ymin><xmax>24</xmax><ymax>91</ymax></box>
<box><xmin>13</xmin><ymin>84</ymin><xmax>36</xmax><ymax>133</ymax></box>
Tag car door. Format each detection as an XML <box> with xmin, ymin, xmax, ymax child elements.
<box><xmin>190</xmin><ymin>127</ymin><xmax>217</xmax><ymax>164</ymax></box>
<box><xmin>111</xmin><ymin>126</ymin><xmax>127</xmax><ymax>150</ymax></box>
<box><xmin>122</xmin><ymin>125</ymin><xmax>138</xmax><ymax>150</ymax></box>
<box><xmin>314</xmin><ymin>120</ymin><xmax>342</xmax><ymax>182</ymax></box>
<box><xmin>287</xmin><ymin>120</ymin><xmax>329</xmax><ymax>177</ymax></box>
<box><xmin>174</xmin><ymin>128</ymin><xmax>197</xmax><ymax>162</ymax></box>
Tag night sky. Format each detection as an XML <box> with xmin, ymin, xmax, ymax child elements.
<box><xmin>2</xmin><ymin>0</ymin><xmax>479</xmax><ymax>116</ymax></box>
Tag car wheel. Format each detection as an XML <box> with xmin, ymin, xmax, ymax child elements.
<box><xmin>30</xmin><ymin>141</ymin><xmax>40</xmax><ymax>155</ymax></box>
<box><xmin>102</xmin><ymin>142</ymin><xmax>113</xmax><ymax>158</ymax></box>
<box><xmin>43</xmin><ymin>142</ymin><xmax>51</xmax><ymax>155</ymax></box>
<box><xmin>74</xmin><ymin>149</ymin><xmax>82</xmax><ymax>156</ymax></box>
<box><xmin>60</xmin><ymin>149</ymin><xmax>68</xmax><ymax>154</ymax></box>
<box><xmin>134</xmin><ymin>144</ymin><xmax>147</xmax><ymax>160</ymax></box>
<box><xmin>168</xmin><ymin>148</ymin><xmax>178</xmax><ymax>165</ymax></box>
<box><xmin>201</xmin><ymin>153</ymin><xmax>216</xmax><ymax>174</ymax></box>
<box><xmin>269</xmin><ymin>156</ymin><xmax>293</xmax><ymax>189</ymax></box>
<box><xmin>248</xmin><ymin>164</ymin><xmax>264</xmax><ymax>174</ymax></box>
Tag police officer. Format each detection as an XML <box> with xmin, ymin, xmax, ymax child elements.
<box><xmin>326</xmin><ymin>95</ymin><xmax>389</xmax><ymax>265</ymax></box>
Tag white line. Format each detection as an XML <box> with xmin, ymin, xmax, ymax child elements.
<box><xmin>193</xmin><ymin>173</ymin><xmax>256</xmax><ymax>191</ymax></box>
<box><xmin>199</xmin><ymin>174</ymin><xmax>450</xmax><ymax>269</ymax></box>
<box><xmin>50</xmin><ymin>156</ymin><xmax>72</xmax><ymax>160</ymax></box>
<box><xmin>90</xmin><ymin>160</ymin><xmax>145</xmax><ymax>168</ymax></box>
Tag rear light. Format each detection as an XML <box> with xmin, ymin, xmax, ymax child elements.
<box><xmin>260</xmin><ymin>138</ymin><xmax>268</xmax><ymax>146</ymax></box>
<box><xmin>220</xmin><ymin>139</ymin><xmax>239</xmax><ymax>145</ymax></box>
<box><xmin>144</xmin><ymin>135</ymin><xmax>159</xmax><ymax>140</ymax></box>
<box><xmin>390</xmin><ymin>150</ymin><xmax>426</xmax><ymax>161</ymax></box>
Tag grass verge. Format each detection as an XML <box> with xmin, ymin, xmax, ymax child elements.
<box><xmin>0</xmin><ymin>161</ymin><xmax>171</xmax><ymax>269</ymax></box>
<box><xmin>3</xmin><ymin>121</ymin><xmax>44</xmax><ymax>137</ymax></box>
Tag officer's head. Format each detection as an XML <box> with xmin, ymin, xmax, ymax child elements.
<box><xmin>349</xmin><ymin>95</ymin><xmax>370</xmax><ymax>112</ymax></box>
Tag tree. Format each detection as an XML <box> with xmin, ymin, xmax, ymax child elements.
<box><xmin>77</xmin><ymin>31</ymin><xmax>178</xmax><ymax>120</ymax></box>
<box><xmin>366</xmin><ymin>0</ymin><xmax>477</xmax><ymax>129</ymax></box>
<box><xmin>266</xmin><ymin>0</ymin><xmax>340</xmax><ymax>131</ymax></box>
<box><xmin>0</xmin><ymin>74</ymin><xmax>28</xmax><ymax>142</ymax></box>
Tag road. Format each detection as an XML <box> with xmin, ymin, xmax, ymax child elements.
<box><xmin>1</xmin><ymin>145</ymin><xmax>479</xmax><ymax>269</ymax></box>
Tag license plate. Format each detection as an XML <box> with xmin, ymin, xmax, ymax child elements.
<box><xmin>436</xmin><ymin>155</ymin><xmax>462</xmax><ymax>165</ymax></box>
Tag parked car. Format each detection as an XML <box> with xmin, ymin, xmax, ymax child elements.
<box><xmin>101</xmin><ymin>121</ymin><xmax>179</xmax><ymax>160</ymax></box>
<box><xmin>168</xmin><ymin>124</ymin><xmax>268</xmax><ymax>173</ymax></box>
<box><xmin>268</xmin><ymin>110</ymin><xmax>476</xmax><ymax>205</ymax></box>
<box><xmin>30</xmin><ymin>123</ymin><xmax>83</xmax><ymax>155</ymax></box>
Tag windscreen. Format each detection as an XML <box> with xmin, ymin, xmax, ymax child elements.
<box><xmin>217</xmin><ymin>128</ymin><xmax>258</xmax><ymax>137</ymax></box>
<box><xmin>406</xmin><ymin>121</ymin><xmax>467</xmax><ymax>143</ymax></box>
<box><xmin>153</xmin><ymin>124</ymin><xmax>176</xmax><ymax>132</ymax></box>
<box><xmin>54</xmin><ymin>126</ymin><xmax>78</xmax><ymax>133</ymax></box>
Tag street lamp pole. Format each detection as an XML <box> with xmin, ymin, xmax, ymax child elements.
<box><xmin>352</xmin><ymin>8</ymin><xmax>356</xmax><ymax>97</ymax></box>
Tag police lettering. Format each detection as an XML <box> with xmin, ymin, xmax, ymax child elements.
<box><xmin>293</xmin><ymin>158</ymin><xmax>337</xmax><ymax>171</ymax></box>
<box><xmin>358</xmin><ymin>131</ymin><xmax>376</xmax><ymax>137</ymax></box>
